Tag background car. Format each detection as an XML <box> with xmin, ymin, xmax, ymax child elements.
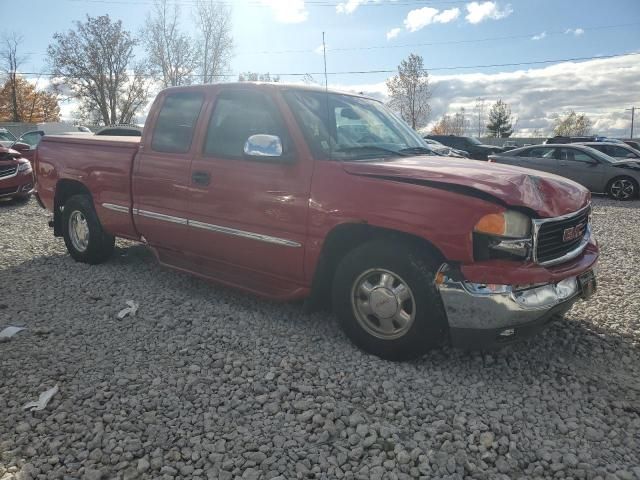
<box><xmin>623</xmin><ymin>139</ymin><xmax>640</xmax><ymax>150</ymax></box>
<box><xmin>577</xmin><ymin>142</ymin><xmax>640</xmax><ymax>160</ymax></box>
<box><xmin>8</xmin><ymin>130</ymin><xmax>45</xmax><ymax>162</ymax></box>
<box><xmin>426</xmin><ymin>135</ymin><xmax>505</xmax><ymax>160</ymax></box>
<box><xmin>0</xmin><ymin>128</ymin><xmax>16</xmax><ymax>148</ymax></box>
<box><xmin>544</xmin><ymin>135</ymin><xmax>625</xmax><ymax>145</ymax></box>
<box><xmin>488</xmin><ymin>144</ymin><xmax>640</xmax><ymax>200</ymax></box>
<box><xmin>0</xmin><ymin>145</ymin><xmax>34</xmax><ymax>202</ymax></box>
<box><xmin>423</xmin><ymin>138</ymin><xmax>470</xmax><ymax>157</ymax></box>
<box><xmin>95</xmin><ymin>124</ymin><xmax>142</xmax><ymax>136</ymax></box>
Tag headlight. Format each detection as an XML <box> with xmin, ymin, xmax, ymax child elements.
<box><xmin>473</xmin><ymin>210</ymin><xmax>532</xmax><ymax>261</ymax></box>
<box><xmin>17</xmin><ymin>162</ymin><xmax>32</xmax><ymax>173</ymax></box>
<box><xmin>474</xmin><ymin>210</ymin><xmax>531</xmax><ymax>238</ymax></box>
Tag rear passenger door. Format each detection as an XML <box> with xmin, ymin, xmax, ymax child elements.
<box><xmin>518</xmin><ymin>147</ymin><xmax>559</xmax><ymax>174</ymax></box>
<box><xmin>132</xmin><ymin>91</ymin><xmax>205</xmax><ymax>252</ymax></box>
<box><xmin>556</xmin><ymin>147</ymin><xmax>605</xmax><ymax>191</ymax></box>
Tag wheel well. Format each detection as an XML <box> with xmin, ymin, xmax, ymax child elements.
<box><xmin>304</xmin><ymin>223</ymin><xmax>445</xmax><ymax>312</ymax></box>
<box><xmin>53</xmin><ymin>180</ymin><xmax>92</xmax><ymax>236</ymax></box>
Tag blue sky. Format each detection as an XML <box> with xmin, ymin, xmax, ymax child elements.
<box><xmin>11</xmin><ymin>0</ymin><xmax>640</xmax><ymax>134</ymax></box>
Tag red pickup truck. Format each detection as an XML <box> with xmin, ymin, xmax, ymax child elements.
<box><xmin>34</xmin><ymin>84</ymin><xmax>598</xmax><ymax>360</ymax></box>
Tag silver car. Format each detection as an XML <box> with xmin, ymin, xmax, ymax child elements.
<box><xmin>488</xmin><ymin>144</ymin><xmax>640</xmax><ymax>200</ymax></box>
<box><xmin>577</xmin><ymin>142</ymin><xmax>640</xmax><ymax>160</ymax></box>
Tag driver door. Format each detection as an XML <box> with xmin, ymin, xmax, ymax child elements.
<box><xmin>186</xmin><ymin>88</ymin><xmax>313</xmax><ymax>283</ymax></box>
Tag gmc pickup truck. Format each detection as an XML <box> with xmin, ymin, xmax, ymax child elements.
<box><xmin>34</xmin><ymin>84</ymin><xmax>598</xmax><ymax>360</ymax></box>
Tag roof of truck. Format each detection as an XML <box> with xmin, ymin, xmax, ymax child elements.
<box><xmin>160</xmin><ymin>82</ymin><xmax>372</xmax><ymax>99</ymax></box>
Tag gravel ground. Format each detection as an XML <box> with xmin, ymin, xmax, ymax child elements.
<box><xmin>1</xmin><ymin>196</ymin><xmax>639</xmax><ymax>480</ymax></box>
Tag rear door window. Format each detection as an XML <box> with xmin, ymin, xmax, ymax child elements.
<box><xmin>522</xmin><ymin>147</ymin><xmax>556</xmax><ymax>158</ymax></box>
<box><xmin>559</xmin><ymin>148</ymin><xmax>596</xmax><ymax>163</ymax></box>
<box><xmin>151</xmin><ymin>92</ymin><xmax>204</xmax><ymax>153</ymax></box>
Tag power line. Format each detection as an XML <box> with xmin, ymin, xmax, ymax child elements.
<box><xmin>64</xmin><ymin>0</ymin><xmax>470</xmax><ymax>7</ymax></box>
<box><xmin>22</xmin><ymin>22</ymin><xmax>640</xmax><ymax>58</ymax></box>
<box><xmin>12</xmin><ymin>51</ymin><xmax>640</xmax><ymax>79</ymax></box>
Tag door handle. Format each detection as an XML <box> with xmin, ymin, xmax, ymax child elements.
<box><xmin>192</xmin><ymin>171</ymin><xmax>211</xmax><ymax>186</ymax></box>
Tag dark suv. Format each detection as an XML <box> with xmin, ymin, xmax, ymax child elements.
<box><xmin>425</xmin><ymin>135</ymin><xmax>504</xmax><ymax>160</ymax></box>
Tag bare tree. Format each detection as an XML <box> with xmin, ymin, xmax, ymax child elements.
<box><xmin>386</xmin><ymin>53</ymin><xmax>431</xmax><ymax>130</ymax></box>
<box><xmin>48</xmin><ymin>15</ymin><xmax>150</xmax><ymax>125</ymax></box>
<box><xmin>552</xmin><ymin>110</ymin><xmax>592</xmax><ymax>136</ymax></box>
<box><xmin>0</xmin><ymin>33</ymin><xmax>26</xmax><ymax>122</ymax></box>
<box><xmin>474</xmin><ymin>97</ymin><xmax>486</xmax><ymax>137</ymax></box>
<box><xmin>143</xmin><ymin>0</ymin><xmax>199</xmax><ymax>87</ymax></box>
<box><xmin>194</xmin><ymin>0</ymin><xmax>233</xmax><ymax>84</ymax></box>
<box><xmin>431</xmin><ymin>107</ymin><xmax>468</xmax><ymax>135</ymax></box>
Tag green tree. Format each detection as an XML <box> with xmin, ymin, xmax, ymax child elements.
<box><xmin>486</xmin><ymin>99</ymin><xmax>513</xmax><ymax>138</ymax></box>
<box><xmin>386</xmin><ymin>53</ymin><xmax>431</xmax><ymax>130</ymax></box>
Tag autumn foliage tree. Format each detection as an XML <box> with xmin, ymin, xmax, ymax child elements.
<box><xmin>0</xmin><ymin>76</ymin><xmax>60</xmax><ymax>122</ymax></box>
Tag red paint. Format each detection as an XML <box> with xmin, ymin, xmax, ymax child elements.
<box><xmin>35</xmin><ymin>83</ymin><xmax>598</xmax><ymax>300</ymax></box>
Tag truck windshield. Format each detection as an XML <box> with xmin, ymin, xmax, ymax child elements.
<box><xmin>282</xmin><ymin>89</ymin><xmax>430</xmax><ymax>161</ymax></box>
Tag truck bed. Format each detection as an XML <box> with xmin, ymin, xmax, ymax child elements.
<box><xmin>36</xmin><ymin>134</ymin><xmax>141</xmax><ymax>239</ymax></box>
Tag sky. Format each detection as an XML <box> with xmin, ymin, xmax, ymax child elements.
<box><xmin>8</xmin><ymin>0</ymin><xmax>640</xmax><ymax>136</ymax></box>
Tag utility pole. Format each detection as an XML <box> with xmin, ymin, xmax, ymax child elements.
<box><xmin>626</xmin><ymin>107</ymin><xmax>636</xmax><ymax>139</ymax></box>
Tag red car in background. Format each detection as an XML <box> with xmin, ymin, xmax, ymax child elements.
<box><xmin>0</xmin><ymin>145</ymin><xmax>34</xmax><ymax>201</ymax></box>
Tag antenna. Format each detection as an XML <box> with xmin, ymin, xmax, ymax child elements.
<box><xmin>322</xmin><ymin>32</ymin><xmax>333</xmax><ymax>159</ymax></box>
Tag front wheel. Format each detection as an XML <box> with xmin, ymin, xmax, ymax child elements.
<box><xmin>332</xmin><ymin>239</ymin><xmax>449</xmax><ymax>361</ymax></box>
<box><xmin>62</xmin><ymin>194</ymin><xmax>115</xmax><ymax>264</ymax></box>
<box><xmin>607</xmin><ymin>176</ymin><xmax>637</xmax><ymax>200</ymax></box>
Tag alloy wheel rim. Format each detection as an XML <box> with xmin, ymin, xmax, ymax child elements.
<box><xmin>69</xmin><ymin>210</ymin><xmax>90</xmax><ymax>252</ymax></box>
<box><xmin>611</xmin><ymin>179</ymin><xmax>635</xmax><ymax>200</ymax></box>
<box><xmin>351</xmin><ymin>268</ymin><xmax>416</xmax><ymax>340</ymax></box>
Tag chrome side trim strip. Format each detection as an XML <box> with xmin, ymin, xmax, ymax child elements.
<box><xmin>135</xmin><ymin>209</ymin><xmax>188</xmax><ymax>225</ymax></box>
<box><xmin>102</xmin><ymin>203</ymin><xmax>130</xmax><ymax>214</ymax></box>
<box><xmin>188</xmin><ymin>219</ymin><xmax>301</xmax><ymax>247</ymax></box>
<box><xmin>131</xmin><ymin>208</ymin><xmax>300</xmax><ymax>247</ymax></box>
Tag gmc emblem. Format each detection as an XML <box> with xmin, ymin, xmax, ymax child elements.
<box><xmin>563</xmin><ymin>222</ymin><xmax>586</xmax><ymax>242</ymax></box>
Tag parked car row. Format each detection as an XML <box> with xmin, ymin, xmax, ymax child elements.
<box><xmin>488</xmin><ymin>143</ymin><xmax>640</xmax><ymax>200</ymax></box>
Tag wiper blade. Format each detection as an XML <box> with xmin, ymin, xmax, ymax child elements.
<box><xmin>398</xmin><ymin>146</ymin><xmax>440</xmax><ymax>156</ymax></box>
<box><xmin>335</xmin><ymin>145</ymin><xmax>410</xmax><ymax>157</ymax></box>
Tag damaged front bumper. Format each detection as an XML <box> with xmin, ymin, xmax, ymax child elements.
<box><xmin>436</xmin><ymin>263</ymin><xmax>596</xmax><ymax>349</ymax></box>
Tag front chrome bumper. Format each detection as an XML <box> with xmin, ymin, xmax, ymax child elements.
<box><xmin>436</xmin><ymin>263</ymin><xmax>588</xmax><ymax>348</ymax></box>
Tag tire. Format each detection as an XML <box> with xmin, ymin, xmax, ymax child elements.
<box><xmin>607</xmin><ymin>176</ymin><xmax>638</xmax><ymax>200</ymax></box>
<box><xmin>62</xmin><ymin>194</ymin><xmax>115</xmax><ymax>264</ymax></box>
<box><xmin>332</xmin><ymin>239</ymin><xmax>448</xmax><ymax>361</ymax></box>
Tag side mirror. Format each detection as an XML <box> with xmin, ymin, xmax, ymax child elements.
<box><xmin>244</xmin><ymin>134</ymin><xmax>283</xmax><ymax>158</ymax></box>
<box><xmin>11</xmin><ymin>142</ymin><xmax>31</xmax><ymax>152</ymax></box>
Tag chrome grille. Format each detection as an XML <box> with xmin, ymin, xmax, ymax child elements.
<box><xmin>0</xmin><ymin>165</ymin><xmax>17</xmax><ymax>178</ymax></box>
<box><xmin>533</xmin><ymin>205</ymin><xmax>591</xmax><ymax>266</ymax></box>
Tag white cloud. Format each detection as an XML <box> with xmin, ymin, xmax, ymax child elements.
<box><xmin>337</xmin><ymin>0</ymin><xmax>392</xmax><ymax>14</ymax></box>
<box><xmin>328</xmin><ymin>54</ymin><xmax>640</xmax><ymax>137</ymax></box>
<box><xmin>386</xmin><ymin>27</ymin><xmax>402</xmax><ymax>40</ymax></box>
<box><xmin>531</xmin><ymin>32</ymin><xmax>546</xmax><ymax>41</ymax></box>
<box><xmin>434</xmin><ymin>7</ymin><xmax>461</xmax><ymax>23</ymax></box>
<box><xmin>465</xmin><ymin>1</ymin><xmax>513</xmax><ymax>24</ymax></box>
<box><xmin>259</xmin><ymin>0</ymin><xmax>308</xmax><ymax>23</ymax></box>
<box><xmin>404</xmin><ymin>7</ymin><xmax>460</xmax><ymax>32</ymax></box>
<box><xmin>565</xmin><ymin>27</ymin><xmax>585</xmax><ymax>36</ymax></box>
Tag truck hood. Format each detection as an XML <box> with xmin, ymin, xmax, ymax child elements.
<box><xmin>342</xmin><ymin>156</ymin><xmax>590</xmax><ymax>218</ymax></box>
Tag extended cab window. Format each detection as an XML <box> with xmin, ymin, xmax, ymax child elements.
<box><xmin>151</xmin><ymin>92</ymin><xmax>204</xmax><ymax>153</ymax></box>
<box><xmin>204</xmin><ymin>90</ymin><xmax>289</xmax><ymax>159</ymax></box>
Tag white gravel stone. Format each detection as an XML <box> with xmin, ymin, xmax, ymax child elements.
<box><xmin>1</xmin><ymin>197</ymin><xmax>639</xmax><ymax>478</ymax></box>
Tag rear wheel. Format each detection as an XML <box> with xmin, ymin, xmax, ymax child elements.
<box><xmin>332</xmin><ymin>239</ymin><xmax>448</xmax><ymax>361</ymax></box>
<box><xmin>62</xmin><ymin>195</ymin><xmax>114</xmax><ymax>264</ymax></box>
<box><xmin>607</xmin><ymin>176</ymin><xmax>637</xmax><ymax>200</ymax></box>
